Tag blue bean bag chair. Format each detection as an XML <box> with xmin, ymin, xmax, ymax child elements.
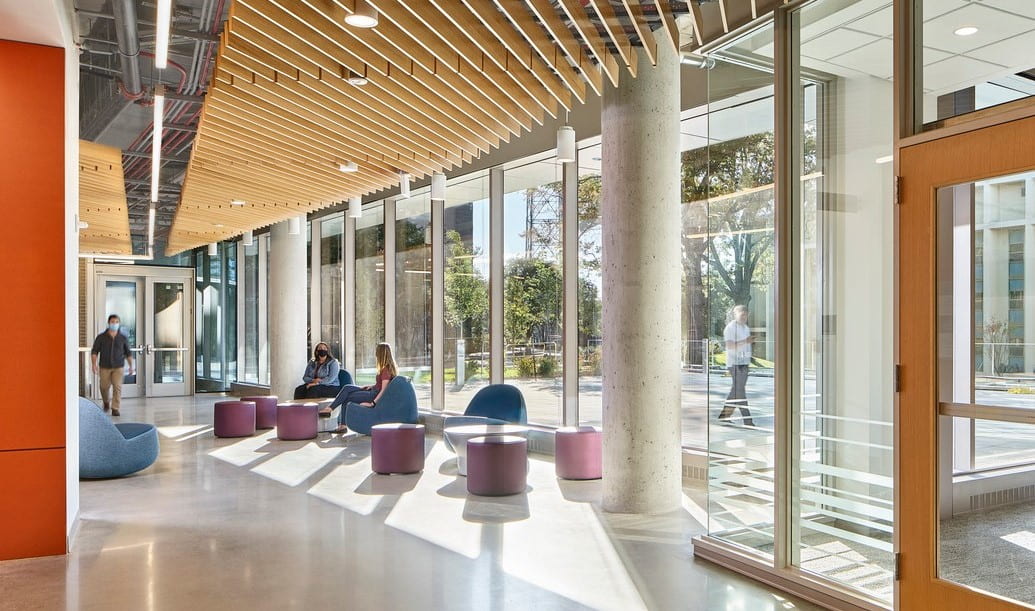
<box><xmin>79</xmin><ymin>398</ymin><xmax>159</xmax><ymax>479</ymax></box>
<box><xmin>443</xmin><ymin>384</ymin><xmax>527</xmax><ymax>450</ymax></box>
<box><xmin>338</xmin><ymin>368</ymin><xmax>354</xmax><ymax>386</ymax></box>
<box><xmin>345</xmin><ymin>376</ymin><xmax>418</xmax><ymax>435</ymax></box>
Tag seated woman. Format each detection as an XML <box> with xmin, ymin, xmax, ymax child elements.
<box><xmin>329</xmin><ymin>342</ymin><xmax>398</xmax><ymax>433</ymax></box>
<box><xmin>292</xmin><ymin>342</ymin><xmax>341</xmax><ymax>400</ymax></box>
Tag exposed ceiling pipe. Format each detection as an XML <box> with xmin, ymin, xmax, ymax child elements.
<box><xmin>112</xmin><ymin>0</ymin><xmax>144</xmax><ymax>98</ymax></box>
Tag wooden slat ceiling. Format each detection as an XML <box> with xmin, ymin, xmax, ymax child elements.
<box><xmin>167</xmin><ymin>0</ymin><xmax>692</xmax><ymax>254</ymax></box>
<box><xmin>80</xmin><ymin>140</ymin><xmax>133</xmax><ymax>256</ymax></box>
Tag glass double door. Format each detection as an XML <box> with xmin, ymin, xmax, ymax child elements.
<box><xmin>900</xmin><ymin>113</ymin><xmax>1035</xmax><ymax>609</ymax></box>
<box><xmin>95</xmin><ymin>265</ymin><xmax>193</xmax><ymax>397</ymax></box>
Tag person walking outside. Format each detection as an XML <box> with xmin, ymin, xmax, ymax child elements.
<box><xmin>91</xmin><ymin>314</ymin><xmax>134</xmax><ymax>417</ymax></box>
<box><xmin>719</xmin><ymin>305</ymin><xmax>755</xmax><ymax>426</ymax></box>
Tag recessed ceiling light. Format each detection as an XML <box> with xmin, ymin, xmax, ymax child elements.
<box><xmin>339</xmin><ymin>161</ymin><xmax>358</xmax><ymax>172</ymax></box>
<box><xmin>347</xmin><ymin>74</ymin><xmax>369</xmax><ymax>86</ymax></box>
<box><xmin>215</xmin><ymin>223</ymin><xmax>224</xmax><ymax>228</ymax></box>
<box><xmin>954</xmin><ymin>26</ymin><xmax>978</xmax><ymax>36</ymax></box>
<box><xmin>344</xmin><ymin>0</ymin><xmax>378</xmax><ymax>27</ymax></box>
<box><xmin>230</xmin><ymin>199</ymin><xmax>246</xmax><ymax>206</ymax></box>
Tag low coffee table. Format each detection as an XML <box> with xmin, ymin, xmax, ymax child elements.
<box><xmin>442</xmin><ymin>423</ymin><xmax>528</xmax><ymax>476</ymax></box>
<box><xmin>313</xmin><ymin>398</ymin><xmax>340</xmax><ymax>433</ymax></box>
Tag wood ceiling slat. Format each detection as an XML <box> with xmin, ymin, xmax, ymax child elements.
<box><xmin>586</xmin><ymin>0</ymin><xmax>638</xmax><ymax>77</ymax></box>
<box><xmin>297</xmin><ymin>0</ymin><xmax>530</xmax><ymax>134</ymax></box>
<box><xmin>238</xmin><ymin>0</ymin><xmax>509</xmax><ymax>146</ymax></box>
<box><xmin>519</xmin><ymin>0</ymin><xmax>606</xmax><ymax>96</ymax></box>
<box><xmin>651</xmin><ymin>0</ymin><xmax>682</xmax><ymax>55</ymax></box>
<box><xmin>79</xmin><ymin>140</ymin><xmax>133</xmax><ymax>255</ymax></box>
<box><xmin>619</xmin><ymin>0</ymin><xmax>658</xmax><ymax>66</ymax></box>
<box><xmin>554</xmin><ymin>0</ymin><xmax>622</xmax><ymax>87</ymax></box>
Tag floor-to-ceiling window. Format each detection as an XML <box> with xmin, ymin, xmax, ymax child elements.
<box><xmin>241</xmin><ymin>239</ymin><xmax>260</xmax><ymax>383</ymax></box>
<box><xmin>355</xmin><ymin>204</ymin><xmax>385</xmax><ymax>385</ymax></box>
<box><xmin>576</xmin><ymin>145</ymin><xmax>603</xmax><ymax>427</ymax></box>
<box><xmin>443</xmin><ymin>172</ymin><xmax>491</xmax><ymax>412</ymax></box>
<box><xmin>195</xmin><ymin>241</ymin><xmax>237</xmax><ymax>391</ymax></box>
<box><xmin>503</xmin><ymin>157</ymin><xmax>564</xmax><ymax>426</ymax></box>
<box><xmin>703</xmin><ymin>27</ymin><xmax>778</xmax><ymax>558</ymax></box>
<box><xmin>396</xmin><ymin>191</ymin><xmax>432</xmax><ymax>404</ymax></box>
<box><xmin>320</xmin><ymin>215</ymin><xmax>345</xmax><ymax>360</ymax></box>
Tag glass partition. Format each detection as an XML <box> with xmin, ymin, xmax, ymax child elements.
<box><xmin>577</xmin><ymin>145</ymin><xmax>603</xmax><ymax>427</ymax></box>
<box><xmin>194</xmin><ymin>242</ymin><xmax>237</xmax><ymax>391</ymax></box>
<box><xmin>443</xmin><ymin>173</ymin><xmax>491</xmax><ymax>412</ymax></box>
<box><xmin>241</xmin><ymin>239</ymin><xmax>259</xmax><ymax>383</ymax></box>
<box><xmin>705</xmin><ymin>23</ymin><xmax>778</xmax><ymax>559</ymax></box>
<box><xmin>789</xmin><ymin>0</ymin><xmax>896</xmax><ymax>600</ymax></box>
<box><xmin>503</xmin><ymin>158</ymin><xmax>564</xmax><ymax>426</ymax></box>
<box><xmin>921</xmin><ymin>0</ymin><xmax>1035</xmax><ymax>125</ymax></box>
<box><xmin>355</xmin><ymin>204</ymin><xmax>385</xmax><ymax>385</ymax></box>
<box><xmin>396</xmin><ymin>192</ymin><xmax>432</xmax><ymax>404</ymax></box>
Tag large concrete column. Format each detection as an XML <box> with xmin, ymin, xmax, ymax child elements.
<box><xmin>269</xmin><ymin>215</ymin><xmax>308</xmax><ymax>401</ymax></box>
<box><xmin>601</xmin><ymin>41</ymin><xmax>682</xmax><ymax>513</ymax></box>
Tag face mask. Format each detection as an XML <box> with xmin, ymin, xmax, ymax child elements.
<box><xmin>315</xmin><ymin>350</ymin><xmax>328</xmax><ymax>358</ymax></box>
<box><xmin>108</xmin><ymin>323</ymin><xmax>120</xmax><ymax>332</ymax></box>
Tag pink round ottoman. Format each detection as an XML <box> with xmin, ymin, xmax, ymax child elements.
<box><xmin>243</xmin><ymin>395</ymin><xmax>278</xmax><ymax>429</ymax></box>
<box><xmin>214</xmin><ymin>400</ymin><xmax>256</xmax><ymax>438</ymax></box>
<box><xmin>276</xmin><ymin>402</ymin><xmax>318</xmax><ymax>440</ymax></box>
<box><xmin>371</xmin><ymin>423</ymin><xmax>425</xmax><ymax>474</ymax></box>
<box><xmin>467</xmin><ymin>435</ymin><xmax>527</xmax><ymax>496</ymax></box>
<box><xmin>555</xmin><ymin>426</ymin><xmax>602</xmax><ymax>480</ymax></box>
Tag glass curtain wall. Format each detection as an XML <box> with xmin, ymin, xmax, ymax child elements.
<box><xmin>241</xmin><ymin>239</ymin><xmax>260</xmax><ymax>383</ymax></box>
<box><xmin>789</xmin><ymin>0</ymin><xmax>895</xmax><ymax>601</ymax></box>
<box><xmin>704</xmin><ymin>27</ymin><xmax>779</xmax><ymax>558</ymax></box>
<box><xmin>195</xmin><ymin>242</ymin><xmax>237</xmax><ymax>391</ymax></box>
<box><xmin>443</xmin><ymin>173</ymin><xmax>491</xmax><ymax>412</ymax></box>
<box><xmin>577</xmin><ymin>145</ymin><xmax>603</xmax><ymax>427</ymax></box>
<box><xmin>320</xmin><ymin>215</ymin><xmax>345</xmax><ymax>360</ymax></box>
<box><xmin>503</xmin><ymin>158</ymin><xmax>564</xmax><ymax>426</ymax></box>
<box><xmin>396</xmin><ymin>192</ymin><xmax>433</xmax><ymax>404</ymax></box>
<box><xmin>355</xmin><ymin>205</ymin><xmax>386</xmax><ymax>384</ymax></box>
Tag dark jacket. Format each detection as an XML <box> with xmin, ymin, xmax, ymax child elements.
<box><xmin>91</xmin><ymin>330</ymin><xmax>132</xmax><ymax>369</ymax></box>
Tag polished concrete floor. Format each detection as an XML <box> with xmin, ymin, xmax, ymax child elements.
<box><xmin>0</xmin><ymin>395</ymin><xmax>822</xmax><ymax>611</ymax></box>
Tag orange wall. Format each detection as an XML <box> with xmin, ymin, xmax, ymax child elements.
<box><xmin>0</xmin><ymin>39</ymin><xmax>67</xmax><ymax>560</ymax></box>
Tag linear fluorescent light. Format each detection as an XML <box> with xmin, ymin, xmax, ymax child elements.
<box><xmin>431</xmin><ymin>172</ymin><xmax>446</xmax><ymax>201</ymax></box>
<box><xmin>339</xmin><ymin>161</ymin><xmax>358</xmax><ymax>172</ymax></box>
<box><xmin>399</xmin><ymin>171</ymin><xmax>411</xmax><ymax>197</ymax></box>
<box><xmin>154</xmin><ymin>0</ymin><xmax>172</xmax><ymax>68</ymax></box>
<box><xmin>151</xmin><ymin>85</ymin><xmax>165</xmax><ymax>203</ymax></box>
<box><xmin>345</xmin><ymin>0</ymin><xmax>378</xmax><ymax>27</ymax></box>
<box><xmin>349</xmin><ymin>195</ymin><xmax>362</xmax><ymax>218</ymax></box>
<box><xmin>147</xmin><ymin>206</ymin><xmax>156</xmax><ymax>247</ymax></box>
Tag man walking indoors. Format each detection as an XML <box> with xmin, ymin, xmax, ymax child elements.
<box><xmin>91</xmin><ymin>314</ymin><xmax>135</xmax><ymax>417</ymax></box>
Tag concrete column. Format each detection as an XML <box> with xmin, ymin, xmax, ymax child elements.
<box><xmin>269</xmin><ymin>215</ymin><xmax>308</xmax><ymax>401</ymax></box>
<box><xmin>601</xmin><ymin>41</ymin><xmax>682</xmax><ymax>514</ymax></box>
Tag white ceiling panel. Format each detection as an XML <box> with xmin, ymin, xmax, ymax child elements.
<box><xmin>923</xmin><ymin>47</ymin><xmax>954</xmax><ymax>65</ymax></box>
<box><xmin>967</xmin><ymin>29</ymin><xmax>1035</xmax><ymax>70</ymax></box>
<box><xmin>922</xmin><ymin>0</ymin><xmax>973</xmax><ymax>21</ymax></box>
<box><xmin>802</xmin><ymin>29</ymin><xmax>881</xmax><ymax>61</ymax></box>
<box><xmin>799</xmin><ymin>0</ymin><xmax>888</xmax><ymax>40</ymax></box>
<box><xmin>976</xmin><ymin>0</ymin><xmax>1035</xmax><ymax>19</ymax></box>
<box><xmin>828</xmin><ymin>38</ymin><xmax>894</xmax><ymax>80</ymax></box>
<box><xmin>0</xmin><ymin>0</ymin><xmax>67</xmax><ymax>47</ymax></box>
<box><xmin>848</xmin><ymin>6</ymin><xmax>894</xmax><ymax>37</ymax></box>
<box><xmin>924</xmin><ymin>54</ymin><xmax>1009</xmax><ymax>93</ymax></box>
<box><xmin>924</xmin><ymin>3</ymin><xmax>1035</xmax><ymax>54</ymax></box>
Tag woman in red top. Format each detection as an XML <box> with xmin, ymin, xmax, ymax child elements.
<box><xmin>330</xmin><ymin>342</ymin><xmax>398</xmax><ymax>433</ymax></box>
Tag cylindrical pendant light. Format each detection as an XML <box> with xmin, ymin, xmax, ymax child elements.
<box><xmin>399</xmin><ymin>171</ymin><xmax>411</xmax><ymax>198</ymax></box>
<box><xmin>431</xmin><ymin>172</ymin><xmax>446</xmax><ymax>201</ymax></box>
<box><xmin>345</xmin><ymin>0</ymin><xmax>378</xmax><ymax>27</ymax></box>
<box><xmin>242</xmin><ymin>230</ymin><xmax>253</xmax><ymax>246</ymax></box>
<box><xmin>556</xmin><ymin>125</ymin><xmax>576</xmax><ymax>163</ymax></box>
<box><xmin>349</xmin><ymin>196</ymin><xmax>362</xmax><ymax>218</ymax></box>
<box><xmin>207</xmin><ymin>242</ymin><xmax>218</xmax><ymax>256</ymax></box>
<box><xmin>288</xmin><ymin>215</ymin><xmax>301</xmax><ymax>235</ymax></box>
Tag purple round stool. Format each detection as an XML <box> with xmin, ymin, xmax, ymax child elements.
<box><xmin>243</xmin><ymin>396</ymin><xmax>278</xmax><ymax>429</ymax></box>
<box><xmin>467</xmin><ymin>435</ymin><xmax>527</xmax><ymax>496</ymax></box>
<box><xmin>213</xmin><ymin>400</ymin><xmax>256</xmax><ymax>438</ymax></box>
<box><xmin>555</xmin><ymin>425</ymin><xmax>602</xmax><ymax>480</ymax></box>
<box><xmin>371</xmin><ymin>423</ymin><xmax>425</xmax><ymax>474</ymax></box>
<box><xmin>276</xmin><ymin>402</ymin><xmax>318</xmax><ymax>441</ymax></box>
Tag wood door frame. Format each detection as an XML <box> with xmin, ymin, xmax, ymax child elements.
<box><xmin>898</xmin><ymin>114</ymin><xmax>1035</xmax><ymax>609</ymax></box>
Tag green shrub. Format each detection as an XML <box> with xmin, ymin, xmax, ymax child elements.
<box><xmin>1008</xmin><ymin>386</ymin><xmax>1035</xmax><ymax>395</ymax></box>
<box><xmin>516</xmin><ymin>356</ymin><xmax>538</xmax><ymax>377</ymax></box>
<box><xmin>537</xmin><ymin>355</ymin><xmax>558</xmax><ymax>377</ymax></box>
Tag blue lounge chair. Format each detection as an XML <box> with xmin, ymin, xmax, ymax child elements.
<box><xmin>79</xmin><ymin>398</ymin><xmax>159</xmax><ymax>479</ymax></box>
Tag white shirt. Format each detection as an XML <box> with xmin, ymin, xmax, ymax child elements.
<box><xmin>724</xmin><ymin>320</ymin><xmax>752</xmax><ymax>366</ymax></box>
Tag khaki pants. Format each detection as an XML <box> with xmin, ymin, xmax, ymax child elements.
<box><xmin>98</xmin><ymin>367</ymin><xmax>124</xmax><ymax>412</ymax></box>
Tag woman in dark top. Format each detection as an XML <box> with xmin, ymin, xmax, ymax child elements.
<box><xmin>293</xmin><ymin>342</ymin><xmax>342</xmax><ymax>399</ymax></box>
<box><xmin>329</xmin><ymin>342</ymin><xmax>398</xmax><ymax>433</ymax></box>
